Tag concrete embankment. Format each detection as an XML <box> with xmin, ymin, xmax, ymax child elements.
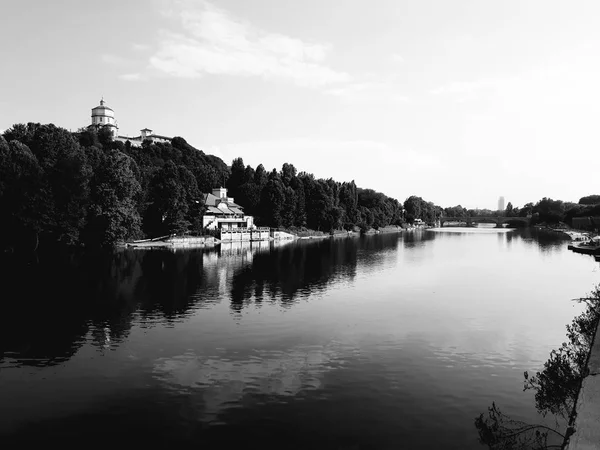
<box><xmin>564</xmin><ymin>320</ymin><xmax>600</xmax><ymax>449</ymax></box>
<box><xmin>126</xmin><ymin>236</ymin><xmax>219</xmax><ymax>249</ymax></box>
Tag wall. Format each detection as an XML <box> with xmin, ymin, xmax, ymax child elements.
<box><xmin>203</xmin><ymin>215</ymin><xmax>254</xmax><ymax>230</ymax></box>
<box><xmin>167</xmin><ymin>236</ymin><xmax>218</xmax><ymax>247</ymax></box>
<box><xmin>271</xmin><ymin>231</ymin><xmax>296</xmax><ymax>240</ymax></box>
<box><xmin>220</xmin><ymin>228</ymin><xmax>270</xmax><ymax>241</ymax></box>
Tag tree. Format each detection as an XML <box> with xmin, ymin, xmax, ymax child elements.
<box><xmin>404</xmin><ymin>196</ymin><xmax>423</xmax><ymax>223</ymax></box>
<box><xmin>280</xmin><ymin>163</ymin><xmax>297</xmax><ymax>187</ymax></box>
<box><xmin>292</xmin><ymin>177</ymin><xmax>307</xmax><ymax>227</ymax></box>
<box><xmin>505</xmin><ymin>202</ymin><xmax>513</xmax><ymax>217</ymax></box>
<box><xmin>145</xmin><ymin>161</ymin><xmax>194</xmax><ymax>236</ymax></box>
<box><xmin>533</xmin><ymin>198</ymin><xmax>565</xmax><ymax>224</ymax></box>
<box><xmin>476</xmin><ymin>285</ymin><xmax>600</xmax><ymax>449</ymax></box>
<box><xmin>259</xmin><ymin>174</ymin><xmax>286</xmax><ymax>228</ymax></box>
<box><xmin>0</xmin><ymin>138</ymin><xmax>44</xmax><ymax>251</ymax></box>
<box><xmin>519</xmin><ymin>202</ymin><xmax>534</xmax><ymax>217</ymax></box>
<box><xmin>226</xmin><ymin>157</ymin><xmax>246</xmax><ymax>200</ymax></box>
<box><xmin>7</xmin><ymin>124</ymin><xmax>93</xmax><ymax>245</ymax></box>
<box><xmin>254</xmin><ymin>164</ymin><xmax>268</xmax><ymax>188</ymax></box>
<box><xmin>578</xmin><ymin>195</ymin><xmax>600</xmax><ymax>205</ymax></box>
<box><xmin>84</xmin><ymin>150</ymin><xmax>142</xmax><ymax>248</ymax></box>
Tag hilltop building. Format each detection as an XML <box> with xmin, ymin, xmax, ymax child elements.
<box><xmin>90</xmin><ymin>98</ymin><xmax>118</xmax><ymax>137</ymax></box>
<box><xmin>202</xmin><ymin>187</ymin><xmax>255</xmax><ymax>230</ymax></box>
<box><xmin>87</xmin><ymin>98</ymin><xmax>172</xmax><ymax>147</ymax></box>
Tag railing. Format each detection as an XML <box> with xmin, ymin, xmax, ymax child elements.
<box><xmin>220</xmin><ymin>227</ymin><xmax>269</xmax><ymax>234</ymax></box>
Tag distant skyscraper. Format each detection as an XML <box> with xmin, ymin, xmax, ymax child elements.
<box><xmin>498</xmin><ymin>196</ymin><xmax>505</xmax><ymax>211</ymax></box>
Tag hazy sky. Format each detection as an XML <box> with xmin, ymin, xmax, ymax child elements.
<box><xmin>1</xmin><ymin>0</ymin><xmax>599</xmax><ymax>209</ymax></box>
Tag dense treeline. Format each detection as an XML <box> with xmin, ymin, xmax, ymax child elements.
<box><xmin>4</xmin><ymin>122</ymin><xmax>595</xmax><ymax>252</ymax></box>
<box><xmin>225</xmin><ymin>157</ymin><xmax>406</xmax><ymax>231</ymax></box>
<box><xmin>0</xmin><ymin>123</ymin><xmax>229</xmax><ymax>250</ymax></box>
<box><xmin>443</xmin><ymin>195</ymin><xmax>600</xmax><ymax>227</ymax></box>
<box><xmin>0</xmin><ymin>123</ymin><xmax>416</xmax><ymax>251</ymax></box>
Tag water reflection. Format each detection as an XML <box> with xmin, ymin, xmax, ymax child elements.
<box><xmin>0</xmin><ymin>238</ymin><xmax>365</xmax><ymax>367</ymax></box>
<box><xmin>152</xmin><ymin>341</ymin><xmax>355</xmax><ymax>423</ymax></box>
<box><xmin>228</xmin><ymin>238</ymin><xmax>361</xmax><ymax>311</ymax></box>
<box><xmin>0</xmin><ymin>229</ymin><xmax>582</xmax><ymax>369</ymax></box>
<box><xmin>475</xmin><ymin>286</ymin><xmax>600</xmax><ymax>449</ymax></box>
<box><xmin>1</xmin><ymin>229</ymin><xmax>597</xmax><ymax>449</ymax></box>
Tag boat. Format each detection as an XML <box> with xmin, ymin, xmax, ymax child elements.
<box><xmin>568</xmin><ymin>237</ymin><xmax>600</xmax><ymax>255</ymax></box>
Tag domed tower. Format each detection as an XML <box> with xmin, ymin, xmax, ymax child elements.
<box><xmin>90</xmin><ymin>98</ymin><xmax>118</xmax><ymax>137</ymax></box>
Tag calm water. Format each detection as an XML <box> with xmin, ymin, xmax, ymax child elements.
<box><xmin>1</xmin><ymin>228</ymin><xmax>598</xmax><ymax>448</ymax></box>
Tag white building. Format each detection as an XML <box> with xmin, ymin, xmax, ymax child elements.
<box><xmin>202</xmin><ymin>187</ymin><xmax>255</xmax><ymax>230</ymax></box>
<box><xmin>90</xmin><ymin>98</ymin><xmax>118</xmax><ymax>137</ymax></box>
<box><xmin>87</xmin><ymin>98</ymin><xmax>172</xmax><ymax>146</ymax></box>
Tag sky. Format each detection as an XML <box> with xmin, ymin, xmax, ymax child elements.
<box><xmin>1</xmin><ymin>0</ymin><xmax>599</xmax><ymax>209</ymax></box>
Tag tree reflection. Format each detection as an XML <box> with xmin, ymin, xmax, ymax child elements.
<box><xmin>0</xmin><ymin>248</ymin><xmax>211</xmax><ymax>367</ymax></box>
<box><xmin>516</xmin><ymin>228</ymin><xmax>570</xmax><ymax>254</ymax></box>
<box><xmin>228</xmin><ymin>236</ymin><xmax>385</xmax><ymax>311</ymax></box>
<box><xmin>475</xmin><ymin>285</ymin><xmax>600</xmax><ymax>449</ymax></box>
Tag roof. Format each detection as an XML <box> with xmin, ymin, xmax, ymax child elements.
<box><xmin>203</xmin><ymin>192</ymin><xmax>242</xmax><ymax>209</ymax></box>
<box><xmin>92</xmin><ymin>105</ymin><xmax>114</xmax><ymax>112</ymax></box>
<box><xmin>205</xmin><ymin>205</ymin><xmax>238</xmax><ymax>215</ymax></box>
<box><xmin>116</xmin><ymin>134</ymin><xmax>172</xmax><ymax>142</ymax></box>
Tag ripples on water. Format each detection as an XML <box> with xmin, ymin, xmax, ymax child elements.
<box><xmin>0</xmin><ymin>228</ymin><xmax>598</xmax><ymax>448</ymax></box>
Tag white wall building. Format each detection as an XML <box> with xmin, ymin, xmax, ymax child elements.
<box><xmin>202</xmin><ymin>187</ymin><xmax>255</xmax><ymax>230</ymax></box>
<box><xmin>90</xmin><ymin>99</ymin><xmax>118</xmax><ymax>137</ymax></box>
<box><xmin>87</xmin><ymin>98</ymin><xmax>172</xmax><ymax>146</ymax></box>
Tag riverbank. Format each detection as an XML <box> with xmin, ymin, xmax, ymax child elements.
<box><xmin>126</xmin><ymin>226</ymin><xmax>408</xmax><ymax>248</ymax></box>
<box><xmin>534</xmin><ymin>225</ymin><xmax>593</xmax><ymax>241</ymax></box>
<box><xmin>564</xmin><ymin>319</ymin><xmax>600</xmax><ymax>449</ymax></box>
<box><xmin>125</xmin><ymin>235</ymin><xmax>219</xmax><ymax>249</ymax></box>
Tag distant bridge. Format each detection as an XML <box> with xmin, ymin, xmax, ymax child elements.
<box><xmin>439</xmin><ymin>216</ymin><xmax>531</xmax><ymax>228</ymax></box>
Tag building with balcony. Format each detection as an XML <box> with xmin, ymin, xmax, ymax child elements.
<box><xmin>202</xmin><ymin>187</ymin><xmax>255</xmax><ymax>230</ymax></box>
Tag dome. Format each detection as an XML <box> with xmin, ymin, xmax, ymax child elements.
<box><xmin>92</xmin><ymin>105</ymin><xmax>114</xmax><ymax>112</ymax></box>
<box><xmin>92</xmin><ymin>98</ymin><xmax>114</xmax><ymax>113</ymax></box>
<box><xmin>90</xmin><ymin>98</ymin><xmax>117</xmax><ymax>130</ymax></box>
<box><xmin>91</xmin><ymin>99</ymin><xmax>115</xmax><ymax>120</ymax></box>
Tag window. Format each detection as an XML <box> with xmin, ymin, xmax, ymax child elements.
<box><xmin>100</xmin><ymin>117</ymin><xmax>103</xmax><ymax>122</ymax></box>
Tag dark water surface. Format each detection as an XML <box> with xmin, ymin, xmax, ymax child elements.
<box><xmin>1</xmin><ymin>229</ymin><xmax>598</xmax><ymax>448</ymax></box>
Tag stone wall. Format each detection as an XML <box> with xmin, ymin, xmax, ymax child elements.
<box><xmin>220</xmin><ymin>228</ymin><xmax>270</xmax><ymax>241</ymax></box>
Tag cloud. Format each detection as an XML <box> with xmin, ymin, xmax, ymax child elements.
<box><xmin>429</xmin><ymin>76</ymin><xmax>523</xmax><ymax>102</ymax></box>
<box><xmin>148</xmin><ymin>1</ymin><xmax>350</xmax><ymax>87</ymax></box>
<box><xmin>119</xmin><ymin>73</ymin><xmax>145</xmax><ymax>81</ymax></box>
<box><xmin>429</xmin><ymin>78</ymin><xmax>502</xmax><ymax>100</ymax></box>
<box><xmin>152</xmin><ymin>343</ymin><xmax>350</xmax><ymax>421</ymax></box>
<box><xmin>390</xmin><ymin>53</ymin><xmax>405</xmax><ymax>63</ymax></box>
<box><xmin>131</xmin><ymin>43</ymin><xmax>150</xmax><ymax>51</ymax></box>
<box><xmin>101</xmin><ymin>54</ymin><xmax>128</xmax><ymax>65</ymax></box>
<box><xmin>326</xmin><ymin>80</ymin><xmax>408</xmax><ymax>104</ymax></box>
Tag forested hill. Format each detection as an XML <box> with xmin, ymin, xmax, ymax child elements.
<box><xmin>0</xmin><ymin>123</ymin><xmax>412</xmax><ymax>251</ymax></box>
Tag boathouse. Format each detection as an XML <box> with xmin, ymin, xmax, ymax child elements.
<box><xmin>202</xmin><ymin>187</ymin><xmax>255</xmax><ymax>230</ymax></box>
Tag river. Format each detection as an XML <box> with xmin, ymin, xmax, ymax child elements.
<box><xmin>0</xmin><ymin>228</ymin><xmax>598</xmax><ymax>448</ymax></box>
